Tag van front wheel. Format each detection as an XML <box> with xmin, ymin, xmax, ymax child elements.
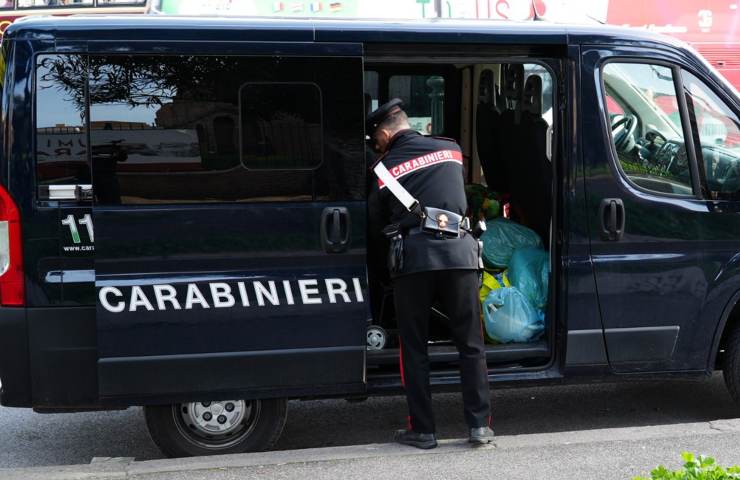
<box><xmin>724</xmin><ymin>325</ymin><xmax>740</xmax><ymax>404</ymax></box>
<box><xmin>145</xmin><ymin>398</ymin><xmax>288</xmax><ymax>457</ymax></box>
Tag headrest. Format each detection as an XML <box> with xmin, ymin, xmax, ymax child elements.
<box><xmin>501</xmin><ymin>64</ymin><xmax>524</xmax><ymax>101</ymax></box>
<box><xmin>478</xmin><ymin>69</ymin><xmax>494</xmax><ymax>104</ymax></box>
<box><xmin>522</xmin><ymin>75</ymin><xmax>543</xmax><ymax>116</ymax></box>
<box><xmin>366</xmin><ymin>98</ymin><xmax>404</xmax><ymax>137</ymax></box>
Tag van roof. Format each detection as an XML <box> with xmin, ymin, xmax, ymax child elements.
<box><xmin>4</xmin><ymin>14</ymin><xmax>686</xmax><ymax>50</ymax></box>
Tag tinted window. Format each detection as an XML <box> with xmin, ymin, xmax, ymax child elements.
<box><xmin>88</xmin><ymin>55</ymin><xmax>364</xmax><ymax>205</ymax></box>
<box><xmin>240</xmin><ymin>83</ymin><xmax>322</xmax><ymax>170</ymax></box>
<box><xmin>603</xmin><ymin>63</ymin><xmax>694</xmax><ymax>196</ymax></box>
<box><xmin>681</xmin><ymin>71</ymin><xmax>740</xmax><ymax>201</ymax></box>
<box><xmin>389</xmin><ymin>74</ymin><xmax>444</xmax><ymax>135</ymax></box>
<box><xmin>19</xmin><ymin>0</ymin><xmax>92</xmax><ymax>6</ymax></box>
<box><xmin>35</xmin><ymin>54</ymin><xmax>90</xmax><ymax>186</ymax></box>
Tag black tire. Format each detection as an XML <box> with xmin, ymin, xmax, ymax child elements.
<box><xmin>723</xmin><ymin>325</ymin><xmax>740</xmax><ymax>404</ymax></box>
<box><xmin>144</xmin><ymin>398</ymin><xmax>288</xmax><ymax>458</ymax></box>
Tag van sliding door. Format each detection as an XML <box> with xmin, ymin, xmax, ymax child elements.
<box><xmin>90</xmin><ymin>43</ymin><xmax>368</xmax><ymax>402</ymax></box>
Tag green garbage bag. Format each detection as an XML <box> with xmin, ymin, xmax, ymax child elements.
<box><xmin>508</xmin><ymin>248</ymin><xmax>549</xmax><ymax>310</ymax></box>
<box><xmin>465</xmin><ymin>184</ymin><xmax>501</xmax><ymax>220</ymax></box>
<box><xmin>481</xmin><ymin>218</ymin><xmax>542</xmax><ymax>269</ymax></box>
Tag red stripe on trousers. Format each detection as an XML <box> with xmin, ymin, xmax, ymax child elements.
<box><xmin>399</xmin><ymin>340</ymin><xmax>412</xmax><ymax>431</ymax></box>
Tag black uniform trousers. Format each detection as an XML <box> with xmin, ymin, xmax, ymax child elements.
<box><xmin>393</xmin><ymin>268</ymin><xmax>491</xmax><ymax>434</ymax></box>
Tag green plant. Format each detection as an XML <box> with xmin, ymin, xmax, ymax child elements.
<box><xmin>634</xmin><ymin>453</ymin><xmax>740</xmax><ymax>480</ymax></box>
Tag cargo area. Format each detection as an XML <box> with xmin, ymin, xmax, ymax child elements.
<box><xmin>364</xmin><ymin>51</ymin><xmax>560</xmax><ymax>375</ymax></box>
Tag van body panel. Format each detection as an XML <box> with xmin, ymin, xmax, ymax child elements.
<box><xmin>86</xmin><ymin>41</ymin><xmax>369</xmax><ymax>401</ymax></box>
<box><xmin>0</xmin><ymin>308</ymin><xmax>31</xmax><ymax>406</ymax></box>
<box><xmin>582</xmin><ymin>44</ymin><xmax>740</xmax><ymax>373</ymax></box>
<box><xmin>562</xmin><ymin>45</ymin><xmax>610</xmax><ymax>369</ymax></box>
<box><xmin>27</xmin><ymin>307</ymin><xmax>97</xmax><ymax>407</ymax></box>
<box><xmin>8</xmin><ymin>40</ymin><xmax>65</xmax><ymax>307</ymax></box>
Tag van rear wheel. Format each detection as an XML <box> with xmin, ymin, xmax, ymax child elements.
<box><xmin>145</xmin><ymin>398</ymin><xmax>288</xmax><ymax>457</ymax></box>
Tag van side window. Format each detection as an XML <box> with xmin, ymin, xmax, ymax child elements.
<box><xmin>602</xmin><ymin>63</ymin><xmax>694</xmax><ymax>196</ymax></box>
<box><xmin>35</xmin><ymin>54</ymin><xmax>89</xmax><ymax>187</ymax></box>
<box><xmin>680</xmin><ymin>71</ymin><xmax>740</xmax><ymax>201</ymax></box>
<box><xmin>87</xmin><ymin>55</ymin><xmax>364</xmax><ymax>205</ymax></box>
<box><xmin>389</xmin><ymin>75</ymin><xmax>444</xmax><ymax>135</ymax></box>
<box><xmin>240</xmin><ymin>83</ymin><xmax>322</xmax><ymax>170</ymax></box>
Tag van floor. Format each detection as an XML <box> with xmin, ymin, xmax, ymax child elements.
<box><xmin>366</xmin><ymin>339</ymin><xmax>549</xmax><ymax>370</ymax></box>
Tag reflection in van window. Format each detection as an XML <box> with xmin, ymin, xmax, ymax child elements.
<box><xmin>681</xmin><ymin>70</ymin><xmax>740</xmax><ymax>201</ymax></box>
<box><xmin>389</xmin><ymin>75</ymin><xmax>444</xmax><ymax>135</ymax></box>
<box><xmin>35</xmin><ymin>54</ymin><xmax>89</xmax><ymax>186</ymax></box>
<box><xmin>603</xmin><ymin>63</ymin><xmax>694</xmax><ymax>196</ymax></box>
<box><xmin>82</xmin><ymin>55</ymin><xmax>364</xmax><ymax>205</ymax></box>
<box><xmin>240</xmin><ymin>83</ymin><xmax>322</xmax><ymax>170</ymax></box>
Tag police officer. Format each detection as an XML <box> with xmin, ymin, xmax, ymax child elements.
<box><xmin>367</xmin><ymin>99</ymin><xmax>494</xmax><ymax>449</ymax></box>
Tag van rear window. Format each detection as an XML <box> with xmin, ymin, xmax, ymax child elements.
<box><xmin>35</xmin><ymin>54</ymin><xmax>89</xmax><ymax>187</ymax></box>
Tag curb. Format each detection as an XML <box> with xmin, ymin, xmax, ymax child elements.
<box><xmin>2</xmin><ymin>418</ymin><xmax>740</xmax><ymax>480</ymax></box>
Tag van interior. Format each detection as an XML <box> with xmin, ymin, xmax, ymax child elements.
<box><xmin>363</xmin><ymin>49</ymin><xmax>560</xmax><ymax>377</ymax></box>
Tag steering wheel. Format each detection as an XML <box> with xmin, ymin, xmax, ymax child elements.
<box><xmin>611</xmin><ymin>114</ymin><xmax>638</xmax><ymax>152</ymax></box>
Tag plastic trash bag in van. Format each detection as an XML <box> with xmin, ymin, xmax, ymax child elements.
<box><xmin>465</xmin><ymin>184</ymin><xmax>501</xmax><ymax>220</ymax></box>
<box><xmin>508</xmin><ymin>248</ymin><xmax>549</xmax><ymax>309</ymax></box>
<box><xmin>482</xmin><ymin>287</ymin><xmax>544</xmax><ymax>343</ymax></box>
<box><xmin>481</xmin><ymin>218</ymin><xmax>542</xmax><ymax>269</ymax></box>
<box><xmin>479</xmin><ymin>270</ymin><xmax>510</xmax><ymax>303</ymax></box>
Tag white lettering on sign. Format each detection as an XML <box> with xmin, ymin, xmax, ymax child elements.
<box><xmin>377</xmin><ymin>149</ymin><xmax>463</xmax><ymax>188</ymax></box>
<box><xmin>210</xmin><ymin>283</ymin><xmax>235</xmax><ymax>308</ymax></box>
<box><xmin>298</xmin><ymin>279</ymin><xmax>322</xmax><ymax>305</ymax></box>
<box><xmin>186</xmin><ymin>284</ymin><xmax>210</xmax><ymax>309</ymax></box>
<box><xmin>100</xmin><ymin>286</ymin><xmax>125</xmax><ymax>313</ymax></box>
<box><xmin>97</xmin><ymin>277</ymin><xmax>366</xmax><ymax>313</ymax></box>
<box><xmin>153</xmin><ymin>284</ymin><xmax>182</xmax><ymax>310</ymax></box>
<box><xmin>254</xmin><ymin>281</ymin><xmax>279</xmax><ymax>307</ymax></box>
<box><xmin>129</xmin><ymin>286</ymin><xmax>155</xmax><ymax>312</ymax></box>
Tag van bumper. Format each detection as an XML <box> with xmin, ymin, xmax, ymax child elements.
<box><xmin>0</xmin><ymin>308</ymin><xmax>32</xmax><ymax>407</ymax></box>
<box><xmin>1</xmin><ymin>306</ymin><xmax>98</xmax><ymax>408</ymax></box>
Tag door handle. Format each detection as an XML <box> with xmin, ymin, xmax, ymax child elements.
<box><xmin>321</xmin><ymin>207</ymin><xmax>351</xmax><ymax>253</ymax></box>
<box><xmin>599</xmin><ymin>198</ymin><xmax>625</xmax><ymax>241</ymax></box>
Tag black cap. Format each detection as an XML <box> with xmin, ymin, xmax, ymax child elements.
<box><xmin>365</xmin><ymin>98</ymin><xmax>404</xmax><ymax>137</ymax></box>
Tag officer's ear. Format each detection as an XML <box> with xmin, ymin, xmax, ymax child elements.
<box><xmin>375</xmin><ymin>128</ymin><xmax>392</xmax><ymax>153</ymax></box>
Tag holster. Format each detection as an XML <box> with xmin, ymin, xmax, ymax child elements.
<box><xmin>382</xmin><ymin>223</ymin><xmax>404</xmax><ymax>274</ymax></box>
<box><xmin>420</xmin><ymin>206</ymin><xmax>463</xmax><ymax>238</ymax></box>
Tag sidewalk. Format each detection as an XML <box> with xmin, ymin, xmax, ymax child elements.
<box><xmin>3</xmin><ymin>419</ymin><xmax>740</xmax><ymax>480</ymax></box>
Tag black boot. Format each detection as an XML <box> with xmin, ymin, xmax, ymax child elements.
<box><xmin>393</xmin><ymin>429</ymin><xmax>438</xmax><ymax>449</ymax></box>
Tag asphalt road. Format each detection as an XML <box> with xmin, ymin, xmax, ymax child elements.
<box><xmin>0</xmin><ymin>373</ymin><xmax>738</xmax><ymax>469</ymax></box>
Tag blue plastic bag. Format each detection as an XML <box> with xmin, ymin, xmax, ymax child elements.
<box><xmin>481</xmin><ymin>218</ymin><xmax>542</xmax><ymax>269</ymax></box>
<box><xmin>482</xmin><ymin>287</ymin><xmax>544</xmax><ymax>343</ymax></box>
<box><xmin>508</xmin><ymin>248</ymin><xmax>549</xmax><ymax>309</ymax></box>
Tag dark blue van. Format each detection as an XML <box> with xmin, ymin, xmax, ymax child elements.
<box><xmin>0</xmin><ymin>15</ymin><xmax>738</xmax><ymax>457</ymax></box>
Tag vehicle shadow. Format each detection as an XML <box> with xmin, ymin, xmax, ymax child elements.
<box><xmin>277</xmin><ymin>373</ymin><xmax>739</xmax><ymax>450</ymax></box>
<box><xmin>0</xmin><ymin>374</ymin><xmax>736</xmax><ymax>468</ymax></box>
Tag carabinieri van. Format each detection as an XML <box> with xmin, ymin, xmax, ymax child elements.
<box><xmin>0</xmin><ymin>14</ymin><xmax>738</xmax><ymax>457</ymax></box>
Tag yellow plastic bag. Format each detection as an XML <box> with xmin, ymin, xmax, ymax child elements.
<box><xmin>479</xmin><ymin>271</ymin><xmax>510</xmax><ymax>303</ymax></box>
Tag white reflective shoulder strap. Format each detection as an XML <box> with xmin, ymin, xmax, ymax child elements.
<box><xmin>372</xmin><ymin>161</ymin><xmax>418</xmax><ymax>212</ymax></box>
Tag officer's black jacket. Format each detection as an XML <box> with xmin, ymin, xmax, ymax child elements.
<box><xmin>368</xmin><ymin>129</ymin><xmax>479</xmax><ymax>277</ymax></box>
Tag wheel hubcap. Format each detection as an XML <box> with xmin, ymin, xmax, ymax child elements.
<box><xmin>367</xmin><ymin>328</ymin><xmax>386</xmax><ymax>350</ymax></box>
<box><xmin>184</xmin><ymin>400</ymin><xmax>246</xmax><ymax>435</ymax></box>
<box><xmin>174</xmin><ymin>399</ymin><xmax>261</xmax><ymax>450</ymax></box>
